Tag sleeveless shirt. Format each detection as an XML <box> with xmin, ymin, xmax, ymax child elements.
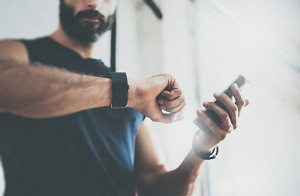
<box><xmin>0</xmin><ymin>37</ymin><xmax>144</xmax><ymax>196</ymax></box>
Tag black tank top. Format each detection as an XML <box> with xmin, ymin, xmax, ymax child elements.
<box><xmin>0</xmin><ymin>37</ymin><xmax>144</xmax><ymax>196</ymax></box>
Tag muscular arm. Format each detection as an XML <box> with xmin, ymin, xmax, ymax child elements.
<box><xmin>0</xmin><ymin>60</ymin><xmax>112</xmax><ymax>118</ymax></box>
<box><xmin>0</xmin><ymin>39</ymin><xmax>112</xmax><ymax>118</ymax></box>
<box><xmin>135</xmin><ymin>85</ymin><xmax>249</xmax><ymax>195</ymax></box>
<box><xmin>0</xmin><ymin>39</ymin><xmax>186</xmax><ymax>122</ymax></box>
<box><xmin>135</xmin><ymin>121</ymin><xmax>204</xmax><ymax>196</ymax></box>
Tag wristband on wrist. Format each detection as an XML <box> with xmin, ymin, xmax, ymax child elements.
<box><xmin>192</xmin><ymin>130</ymin><xmax>219</xmax><ymax>160</ymax></box>
<box><xmin>109</xmin><ymin>72</ymin><xmax>129</xmax><ymax>109</ymax></box>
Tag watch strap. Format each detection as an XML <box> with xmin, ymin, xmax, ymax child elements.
<box><xmin>109</xmin><ymin>72</ymin><xmax>129</xmax><ymax>109</ymax></box>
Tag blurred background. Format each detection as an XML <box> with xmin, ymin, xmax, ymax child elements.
<box><xmin>0</xmin><ymin>0</ymin><xmax>300</xmax><ymax>195</ymax></box>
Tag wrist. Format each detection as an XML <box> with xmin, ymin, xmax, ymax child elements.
<box><xmin>194</xmin><ymin>130</ymin><xmax>214</xmax><ymax>153</ymax></box>
<box><xmin>195</xmin><ymin>137</ymin><xmax>214</xmax><ymax>154</ymax></box>
<box><xmin>127</xmin><ymin>79</ymin><xmax>139</xmax><ymax>108</ymax></box>
<box><xmin>193</xmin><ymin>130</ymin><xmax>219</xmax><ymax>160</ymax></box>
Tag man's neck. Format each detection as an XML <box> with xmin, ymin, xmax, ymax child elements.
<box><xmin>51</xmin><ymin>26</ymin><xmax>94</xmax><ymax>59</ymax></box>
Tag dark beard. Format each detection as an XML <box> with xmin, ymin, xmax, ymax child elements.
<box><xmin>59</xmin><ymin>0</ymin><xmax>115</xmax><ymax>43</ymax></box>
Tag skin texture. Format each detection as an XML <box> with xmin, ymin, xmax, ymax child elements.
<box><xmin>135</xmin><ymin>86</ymin><xmax>249</xmax><ymax>196</ymax></box>
<box><xmin>0</xmin><ymin>0</ymin><xmax>249</xmax><ymax>195</ymax></box>
<box><xmin>0</xmin><ymin>0</ymin><xmax>185</xmax><ymax>122</ymax></box>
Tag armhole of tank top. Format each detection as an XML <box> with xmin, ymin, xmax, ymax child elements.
<box><xmin>17</xmin><ymin>39</ymin><xmax>34</xmax><ymax>63</ymax></box>
<box><xmin>17</xmin><ymin>38</ymin><xmax>46</xmax><ymax>63</ymax></box>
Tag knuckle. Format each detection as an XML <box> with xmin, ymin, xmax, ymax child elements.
<box><xmin>206</xmin><ymin>102</ymin><xmax>213</xmax><ymax>109</ymax></box>
<box><xmin>162</xmin><ymin>92</ymin><xmax>171</xmax><ymax>99</ymax></box>
<box><xmin>240</xmin><ymin>99</ymin><xmax>245</xmax><ymax>106</ymax></box>
<box><xmin>219</xmin><ymin>93</ymin><xmax>226</xmax><ymax>101</ymax></box>
<box><xmin>233</xmin><ymin>105</ymin><xmax>238</xmax><ymax>112</ymax></box>
<box><xmin>218</xmin><ymin>133</ymin><xmax>227</xmax><ymax>141</ymax></box>
<box><xmin>221</xmin><ymin>112</ymin><xmax>229</xmax><ymax>121</ymax></box>
<box><xmin>173</xmin><ymin>90</ymin><xmax>181</xmax><ymax>98</ymax></box>
<box><xmin>178</xmin><ymin>90</ymin><xmax>183</xmax><ymax>96</ymax></box>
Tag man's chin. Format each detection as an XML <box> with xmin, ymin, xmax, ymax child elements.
<box><xmin>80</xmin><ymin>20</ymin><xmax>101</xmax><ymax>28</ymax></box>
<box><xmin>81</xmin><ymin>34</ymin><xmax>101</xmax><ymax>43</ymax></box>
<box><xmin>64</xmin><ymin>23</ymin><xmax>105</xmax><ymax>43</ymax></box>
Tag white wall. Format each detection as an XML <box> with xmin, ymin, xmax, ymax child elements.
<box><xmin>195</xmin><ymin>1</ymin><xmax>300</xmax><ymax>196</ymax></box>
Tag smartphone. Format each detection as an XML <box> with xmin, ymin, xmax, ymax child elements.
<box><xmin>193</xmin><ymin>75</ymin><xmax>250</xmax><ymax>130</ymax></box>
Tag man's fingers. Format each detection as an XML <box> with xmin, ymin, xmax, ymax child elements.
<box><xmin>161</xmin><ymin>101</ymin><xmax>186</xmax><ymax>114</ymax></box>
<box><xmin>157</xmin><ymin>95</ymin><xmax>185</xmax><ymax>109</ymax></box>
<box><xmin>196</xmin><ymin>110</ymin><xmax>227</xmax><ymax>142</ymax></box>
<box><xmin>213</xmin><ymin>92</ymin><xmax>238</xmax><ymax>129</ymax></box>
<box><xmin>160</xmin><ymin>89</ymin><xmax>182</xmax><ymax>100</ymax></box>
<box><xmin>203</xmin><ymin>102</ymin><xmax>232</xmax><ymax>132</ymax></box>
<box><xmin>231</xmin><ymin>83</ymin><xmax>247</xmax><ymax>117</ymax></box>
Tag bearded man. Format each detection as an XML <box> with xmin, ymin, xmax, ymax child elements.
<box><xmin>0</xmin><ymin>0</ymin><xmax>248</xmax><ymax>195</ymax></box>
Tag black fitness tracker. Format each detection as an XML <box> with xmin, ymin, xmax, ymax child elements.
<box><xmin>109</xmin><ymin>72</ymin><xmax>129</xmax><ymax>109</ymax></box>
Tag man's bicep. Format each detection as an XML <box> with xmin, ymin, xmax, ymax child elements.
<box><xmin>0</xmin><ymin>39</ymin><xmax>29</xmax><ymax>63</ymax></box>
<box><xmin>134</xmin><ymin>119</ymin><xmax>167</xmax><ymax>192</ymax></box>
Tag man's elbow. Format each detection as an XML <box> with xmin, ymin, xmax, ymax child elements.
<box><xmin>137</xmin><ymin>164</ymin><xmax>169</xmax><ymax>196</ymax></box>
<box><xmin>0</xmin><ymin>97</ymin><xmax>16</xmax><ymax>115</ymax></box>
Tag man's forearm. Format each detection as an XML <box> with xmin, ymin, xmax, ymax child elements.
<box><xmin>148</xmin><ymin>150</ymin><xmax>204</xmax><ymax>196</ymax></box>
<box><xmin>0</xmin><ymin>61</ymin><xmax>112</xmax><ymax>118</ymax></box>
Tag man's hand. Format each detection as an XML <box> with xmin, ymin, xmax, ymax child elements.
<box><xmin>195</xmin><ymin>83</ymin><xmax>249</xmax><ymax>153</ymax></box>
<box><xmin>128</xmin><ymin>74</ymin><xmax>186</xmax><ymax>123</ymax></box>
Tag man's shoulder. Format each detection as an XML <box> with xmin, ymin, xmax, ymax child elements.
<box><xmin>18</xmin><ymin>36</ymin><xmax>50</xmax><ymax>46</ymax></box>
<box><xmin>0</xmin><ymin>38</ymin><xmax>29</xmax><ymax>63</ymax></box>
